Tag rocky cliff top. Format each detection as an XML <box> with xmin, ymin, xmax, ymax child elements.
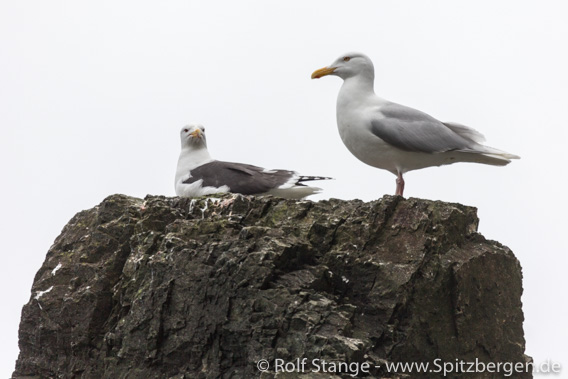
<box><xmin>14</xmin><ymin>194</ymin><xmax>529</xmax><ymax>378</ymax></box>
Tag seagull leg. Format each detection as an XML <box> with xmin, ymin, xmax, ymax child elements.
<box><xmin>395</xmin><ymin>171</ymin><xmax>405</xmax><ymax>197</ymax></box>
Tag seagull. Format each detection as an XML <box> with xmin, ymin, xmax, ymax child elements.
<box><xmin>311</xmin><ymin>52</ymin><xmax>519</xmax><ymax>196</ymax></box>
<box><xmin>175</xmin><ymin>124</ymin><xmax>332</xmax><ymax>199</ymax></box>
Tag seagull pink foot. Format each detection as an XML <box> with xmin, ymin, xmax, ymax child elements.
<box><xmin>395</xmin><ymin>172</ymin><xmax>405</xmax><ymax>197</ymax></box>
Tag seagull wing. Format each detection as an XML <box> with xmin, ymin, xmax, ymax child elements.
<box><xmin>184</xmin><ymin>160</ymin><xmax>295</xmax><ymax>195</ymax></box>
<box><xmin>370</xmin><ymin>102</ymin><xmax>476</xmax><ymax>154</ymax></box>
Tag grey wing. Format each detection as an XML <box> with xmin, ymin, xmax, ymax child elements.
<box><xmin>222</xmin><ymin>162</ymin><xmax>297</xmax><ymax>194</ymax></box>
<box><xmin>184</xmin><ymin>160</ymin><xmax>295</xmax><ymax>195</ymax></box>
<box><xmin>442</xmin><ymin>121</ymin><xmax>486</xmax><ymax>144</ymax></box>
<box><xmin>370</xmin><ymin>102</ymin><xmax>475</xmax><ymax>153</ymax></box>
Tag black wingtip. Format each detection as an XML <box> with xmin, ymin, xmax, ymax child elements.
<box><xmin>298</xmin><ymin>175</ymin><xmax>334</xmax><ymax>182</ymax></box>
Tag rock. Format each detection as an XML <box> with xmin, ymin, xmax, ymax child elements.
<box><xmin>13</xmin><ymin>194</ymin><xmax>531</xmax><ymax>378</ymax></box>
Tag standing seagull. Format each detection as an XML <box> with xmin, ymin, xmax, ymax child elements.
<box><xmin>311</xmin><ymin>52</ymin><xmax>519</xmax><ymax>196</ymax></box>
<box><xmin>175</xmin><ymin>124</ymin><xmax>331</xmax><ymax>199</ymax></box>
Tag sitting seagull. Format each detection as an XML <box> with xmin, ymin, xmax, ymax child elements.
<box><xmin>175</xmin><ymin>124</ymin><xmax>331</xmax><ymax>199</ymax></box>
<box><xmin>311</xmin><ymin>52</ymin><xmax>519</xmax><ymax>196</ymax></box>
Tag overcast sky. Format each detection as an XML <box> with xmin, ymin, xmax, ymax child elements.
<box><xmin>1</xmin><ymin>1</ymin><xmax>567</xmax><ymax>376</ymax></box>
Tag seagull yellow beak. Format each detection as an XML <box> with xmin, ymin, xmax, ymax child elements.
<box><xmin>190</xmin><ymin>129</ymin><xmax>203</xmax><ymax>138</ymax></box>
<box><xmin>311</xmin><ymin>66</ymin><xmax>337</xmax><ymax>79</ymax></box>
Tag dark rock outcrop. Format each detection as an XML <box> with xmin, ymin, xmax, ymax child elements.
<box><xmin>13</xmin><ymin>194</ymin><xmax>530</xmax><ymax>378</ymax></box>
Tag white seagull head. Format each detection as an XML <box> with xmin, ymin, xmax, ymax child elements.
<box><xmin>180</xmin><ymin>124</ymin><xmax>207</xmax><ymax>149</ymax></box>
<box><xmin>311</xmin><ymin>52</ymin><xmax>374</xmax><ymax>81</ymax></box>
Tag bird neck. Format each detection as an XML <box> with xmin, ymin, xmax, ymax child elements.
<box><xmin>178</xmin><ymin>145</ymin><xmax>213</xmax><ymax>170</ymax></box>
<box><xmin>338</xmin><ymin>74</ymin><xmax>376</xmax><ymax>107</ymax></box>
<box><xmin>344</xmin><ymin>72</ymin><xmax>375</xmax><ymax>92</ymax></box>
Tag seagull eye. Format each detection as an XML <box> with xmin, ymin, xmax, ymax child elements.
<box><xmin>201</xmin><ymin>127</ymin><xmax>205</xmax><ymax>132</ymax></box>
<box><xmin>343</xmin><ymin>56</ymin><xmax>351</xmax><ymax>62</ymax></box>
<box><xmin>184</xmin><ymin>129</ymin><xmax>189</xmax><ymax>132</ymax></box>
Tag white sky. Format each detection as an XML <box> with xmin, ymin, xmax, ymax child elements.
<box><xmin>1</xmin><ymin>1</ymin><xmax>567</xmax><ymax>376</ymax></box>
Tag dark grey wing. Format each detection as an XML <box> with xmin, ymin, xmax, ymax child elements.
<box><xmin>183</xmin><ymin>160</ymin><xmax>295</xmax><ymax>195</ymax></box>
<box><xmin>370</xmin><ymin>102</ymin><xmax>474</xmax><ymax>153</ymax></box>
